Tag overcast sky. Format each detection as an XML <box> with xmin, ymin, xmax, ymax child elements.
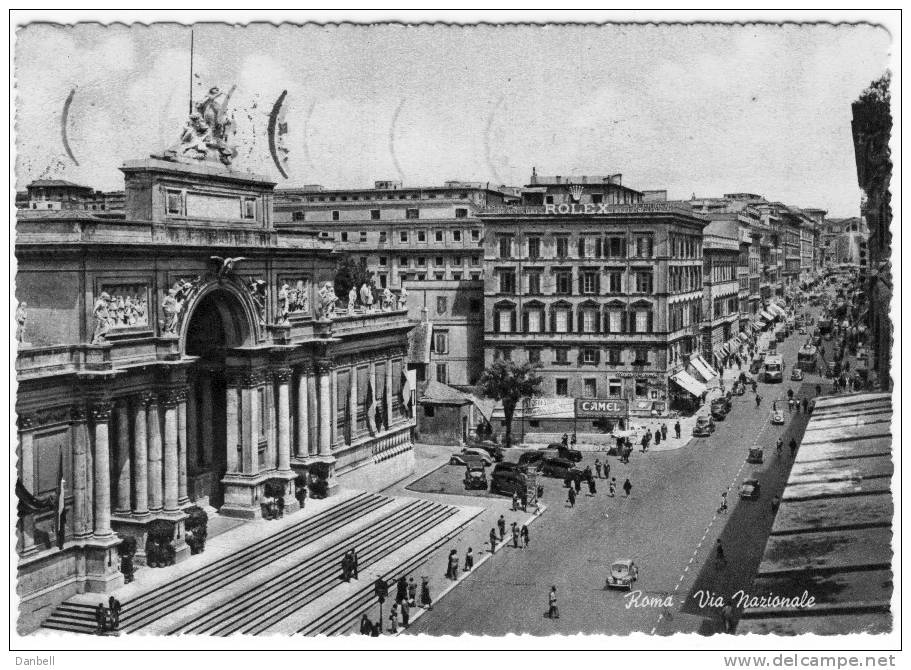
<box><xmin>15</xmin><ymin>22</ymin><xmax>891</xmax><ymax>217</ymax></box>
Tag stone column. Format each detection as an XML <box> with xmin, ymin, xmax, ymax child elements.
<box><xmin>70</xmin><ymin>404</ymin><xmax>91</xmax><ymax>538</ymax></box>
<box><xmin>330</xmin><ymin>368</ymin><xmax>339</xmax><ymax>447</ymax></box>
<box><xmin>186</xmin><ymin>378</ymin><xmax>198</xmax><ymax>473</ymax></box>
<box><xmin>199</xmin><ymin>372</ymin><xmax>214</xmax><ymax>467</ymax></box>
<box><xmin>177</xmin><ymin>389</ymin><xmax>189</xmax><ymax>505</ymax></box>
<box><xmin>115</xmin><ymin>400</ymin><xmax>131</xmax><ymax>515</ymax></box>
<box><xmin>17</xmin><ymin>414</ymin><xmax>36</xmax><ymax>553</ymax></box>
<box><xmin>91</xmin><ymin>401</ymin><xmax>114</xmax><ymax>537</ymax></box>
<box><xmin>317</xmin><ymin>359</ymin><xmax>333</xmax><ymax>456</ymax></box>
<box><xmin>348</xmin><ymin>364</ymin><xmax>358</xmax><ymax>443</ymax></box>
<box><xmin>295</xmin><ymin>365</ymin><xmax>310</xmax><ymax>458</ymax></box>
<box><xmin>161</xmin><ymin>390</ymin><xmax>180</xmax><ymax>513</ymax></box>
<box><xmin>307</xmin><ymin>370</ymin><xmax>319</xmax><ymax>456</ymax></box>
<box><xmin>385</xmin><ymin>358</ymin><xmax>394</xmax><ymax>427</ymax></box>
<box><xmin>132</xmin><ymin>393</ymin><xmax>150</xmax><ymax>517</ymax></box>
<box><xmin>275</xmin><ymin>368</ymin><xmax>292</xmax><ymax>472</ymax></box>
<box><xmin>147</xmin><ymin>396</ymin><xmax>163</xmax><ymax>512</ymax></box>
<box><xmin>225</xmin><ymin>377</ymin><xmax>239</xmax><ymax>473</ymax></box>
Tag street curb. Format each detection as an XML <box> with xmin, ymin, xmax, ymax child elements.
<box><xmin>396</xmin><ymin>503</ymin><xmax>550</xmax><ymax>634</ymax></box>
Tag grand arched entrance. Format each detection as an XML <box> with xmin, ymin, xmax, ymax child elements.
<box><xmin>184</xmin><ymin>288</ymin><xmax>253</xmax><ymax>510</ymax></box>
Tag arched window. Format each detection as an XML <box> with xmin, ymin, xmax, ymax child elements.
<box><xmin>578</xmin><ymin>300</ymin><xmax>600</xmax><ymax>333</ymax></box>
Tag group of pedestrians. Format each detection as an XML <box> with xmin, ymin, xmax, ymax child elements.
<box><xmin>340</xmin><ymin>548</ymin><xmax>359</xmax><ymax>582</ymax></box>
<box><xmin>95</xmin><ymin>596</ymin><xmax>122</xmax><ymax>635</ymax></box>
<box><xmin>490</xmin><ymin>515</ymin><xmax>530</xmax><ymax>552</ymax></box>
<box><xmin>567</xmin><ymin>471</ymin><xmax>631</xmax><ymax>507</ymax></box>
<box><xmin>361</xmin><ymin>574</ymin><xmax>433</xmax><ymax>635</ymax></box>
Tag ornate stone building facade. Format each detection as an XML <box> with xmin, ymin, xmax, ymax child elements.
<box><xmin>15</xmin><ymin>154</ymin><xmax>415</xmax><ymax>617</ymax></box>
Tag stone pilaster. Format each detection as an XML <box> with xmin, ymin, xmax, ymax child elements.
<box><xmin>91</xmin><ymin>401</ymin><xmax>114</xmax><ymax>537</ymax></box>
<box><xmin>114</xmin><ymin>400</ymin><xmax>132</xmax><ymax>515</ymax></box>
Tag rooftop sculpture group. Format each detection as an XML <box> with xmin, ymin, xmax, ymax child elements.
<box><xmin>165</xmin><ymin>85</ymin><xmax>238</xmax><ymax>166</ymax></box>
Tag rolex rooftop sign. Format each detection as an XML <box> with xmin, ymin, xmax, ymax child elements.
<box><xmin>479</xmin><ymin>203</ymin><xmax>699</xmax><ymax>216</ymax></box>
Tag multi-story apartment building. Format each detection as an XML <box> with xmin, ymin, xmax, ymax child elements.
<box><xmin>274</xmin><ymin>180</ymin><xmax>515</xmax><ymax>388</ymax></box>
<box><xmin>701</xmin><ymin>218</ymin><xmax>743</xmax><ymax>366</ymax></box>
<box><xmin>479</xmin><ymin>175</ymin><xmax>708</xmax><ymax>427</ymax></box>
<box><xmin>803</xmin><ymin>207</ymin><xmax>827</xmax><ymax>276</ymax></box>
<box><xmin>778</xmin><ymin>206</ymin><xmax>803</xmax><ymax>288</ymax></box>
<box><xmin>16</xmin><ymin>179</ymin><xmax>125</xmax><ymax>213</ymax></box>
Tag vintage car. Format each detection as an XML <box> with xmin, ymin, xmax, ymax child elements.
<box><xmin>747</xmin><ymin>448</ymin><xmax>764</xmax><ymax>464</ymax></box>
<box><xmin>539</xmin><ymin>457</ymin><xmax>582</xmax><ymax>483</ymax></box>
<box><xmin>449</xmin><ymin>448</ymin><xmax>493</xmax><ymax>467</ymax></box>
<box><xmin>489</xmin><ymin>462</ymin><xmax>527</xmax><ymax>496</ymax></box>
<box><xmin>790</xmin><ymin>367</ymin><xmax>804</xmax><ymax>381</ymax></box>
<box><xmin>798</xmin><ymin>327</ymin><xmax>807</xmax><ymax>335</ymax></box>
<box><xmin>770</xmin><ymin>410</ymin><xmax>785</xmax><ymax>425</ymax></box>
<box><xmin>466</xmin><ymin>440</ymin><xmax>504</xmax><ymax>462</ymax></box>
<box><xmin>606</xmin><ymin>559</ymin><xmax>639</xmax><ymax>591</ymax></box>
<box><xmin>463</xmin><ymin>464</ymin><xmax>488</xmax><ymax>491</ymax></box>
<box><xmin>692</xmin><ymin>415</ymin><xmax>716</xmax><ymax>437</ymax></box>
<box><xmin>710</xmin><ymin>398</ymin><xmax>729</xmax><ymax>421</ymax></box>
<box><xmin>739</xmin><ymin>478</ymin><xmax>761</xmax><ymax>500</ymax></box>
<box><xmin>732</xmin><ymin>380</ymin><xmax>746</xmax><ymax>396</ymax></box>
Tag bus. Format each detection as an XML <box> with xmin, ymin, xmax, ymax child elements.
<box><xmin>763</xmin><ymin>354</ymin><xmax>784</xmax><ymax>383</ymax></box>
<box><xmin>797</xmin><ymin>345</ymin><xmax>818</xmax><ymax>373</ymax></box>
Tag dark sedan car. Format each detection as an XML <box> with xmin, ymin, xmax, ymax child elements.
<box><xmin>540</xmin><ymin>457</ymin><xmax>582</xmax><ymax>483</ymax></box>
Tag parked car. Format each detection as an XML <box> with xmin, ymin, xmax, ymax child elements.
<box><xmin>543</xmin><ymin>443</ymin><xmax>584</xmax><ymax>463</ymax></box>
<box><xmin>692</xmin><ymin>416</ymin><xmax>716</xmax><ymax>437</ymax></box>
<box><xmin>450</xmin><ymin>448</ymin><xmax>493</xmax><ymax>467</ymax></box>
<box><xmin>467</xmin><ymin>441</ymin><xmax>504</xmax><ymax>462</ymax></box>
<box><xmin>463</xmin><ymin>464</ymin><xmax>488</xmax><ymax>490</ymax></box>
<box><xmin>606</xmin><ymin>559</ymin><xmax>639</xmax><ymax>591</ymax></box>
<box><xmin>770</xmin><ymin>410</ymin><xmax>785</xmax><ymax>425</ymax></box>
<box><xmin>790</xmin><ymin>367</ymin><xmax>804</xmax><ymax>381</ymax></box>
<box><xmin>747</xmin><ymin>448</ymin><xmax>764</xmax><ymax>464</ymax></box>
<box><xmin>539</xmin><ymin>457</ymin><xmax>581</xmax><ymax>482</ymax></box>
<box><xmin>489</xmin><ymin>462</ymin><xmax>527</xmax><ymax>496</ymax></box>
<box><xmin>739</xmin><ymin>478</ymin><xmax>761</xmax><ymax>500</ymax></box>
<box><xmin>517</xmin><ymin>450</ymin><xmax>547</xmax><ymax>470</ymax></box>
<box><xmin>732</xmin><ymin>381</ymin><xmax>746</xmax><ymax>396</ymax></box>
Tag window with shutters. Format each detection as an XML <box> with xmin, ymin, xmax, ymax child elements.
<box><xmin>527</xmin><ymin>237</ymin><xmax>541</xmax><ymax>259</ymax></box>
<box><xmin>555</xmin><ymin>378</ymin><xmax>569</xmax><ymax>395</ymax></box>
<box><xmin>634</xmin><ymin>271</ymin><xmax>654</xmax><ymax>293</ymax></box>
<box><xmin>584</xmin><ymin>378</ymin><xmax>597</xmax><ymax>396</ymax></box>
<box><xmin>471</xmin><ymin>229</ymin><xmax>481</xmax><ymax>242</ymax></box>
<box><xmin>577</xmin><ymin>237</ymin><xmax>587</xmax><ymax>258</ymax></box>
<box><xmin>499</xmin><ymin>270</ymin><xmax>516</xmax><ymax>294</ymax></box>
<box><xmin>556</xmin><ymin>271</ymin><xmax>572</xmax><ymax>295</ymax></box>
<box><xmin>434</xmin><ymin>331</ymin><xmax>449</xmax><ymax>353</ymax></box>
<box><xmin>581</xmin><ymin>349</ymin><xmax>599</xmax><ymax>365</ymax></box>
<box><xmin>527</xmin><ymin>272</ymin><xmax>541</xmax><ymax>294</ymax></box>
<box><xmin>527</xmin><ymin>309</ymin><xmax>543</xmax><ymax>333</ymax></box>
<box><xmin>292</xmin><ymin>211</ymin><xmax>305</xmax><ymax>221</ymax></box>
<box><xmin>455</xmin><ymin>208</ymin><xmax>468</xmax><ymax>218</ymax></box>
<box><xmin>435</xmin><ymin>257</ymin><xmax>444</xmax><ymax>267</ymax></box>
<box><xmin>582</xmin><ymin>271</ymin><xmax>598</xmax><ymax>294</ymax></box>
<box><xmin>502</xmin><ymin>348</ymin><xmax>512</xmax><ymax>361</ymax></box>
<box><xmin>634</xmin><ymin>234</ymin><xmax>654</xmax><ymax>258</ymax></box>
<box><xmin>471</xmin><ymin>255</ymin><xmax>480</xmax><ymax>266</ymax></box>
<box><xmin>583</xmin><ymin>309</ymin><xmax>598</xmax><ymax>333</ymax></box>
<box><xmin>435</xmin><ymin>363</ymin><xmax>448</xmax><ymax>384</ymax></box>
<box><xmin>435</xmin><ymin>230</ymin><xmax>444</xmax><ymax>243</ymax></box>
<box><xmin>332</xmin><ymin>210</ymin><xmax>340</xmax><ymax>221</ymax></box>
<box><xmin>498</xmin><ymin>309</ymin><xmax>513</xmax><ymax>333</ymax></box>
<box><xmin>607</xmin><ymin>271</ymin><xmax>623</xmax><ymax>293</ymax></box>
<box><xmin>417</xmin><ymin>257</ymin><xmax>426</xmax><ymax>267</ymax></box>
<box><xmin>555</xmin><ymin>236</ymin><xmax>569</xmax><ymax>258</ymax></box>
<box><xmin>606</xmin><ymin>237</ymin><xmax>626</xmax><ymax>258</ymax></box>
<box><xmin>453</xmin><ymin>230</ymin><xmax>462</xmax><ymax>241</ymax></box>
<box><xmin>607</xmin><ymin>310</ymin><xmax>623</xmax><ymax>333</ymax></box>
<box><xmin>554</xmin><ymin>348</ymin><xmax>569</xmax><ymax>365</ymax></box>
<box><xmin>498</xmin><ymin>236</ymin><xmax>512</xmax><ymax>258</ymax></box>
<box><xmin>554</xmin><ymin>308</ymin><xmax>570</xmax><ymax>333</ymax></box>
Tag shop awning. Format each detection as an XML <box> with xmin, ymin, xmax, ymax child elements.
<box><xmin>769</xmin><ymin>303</ymin><xmax>787</xmax><ymax>317</ymax></box>
<box><xmin>760</xmin><ymin>309</ymin><xmax>774</xmax><ymax>320</ymax></box>
<box><xmin>671</xmin><ymin>370</ymin><xmax>707</xmax><ymax>397</ymax></box>
<box><xmin>690</xmin><ymin>355</ymin><xmax>718</xmax><ymax>382</ymax></box>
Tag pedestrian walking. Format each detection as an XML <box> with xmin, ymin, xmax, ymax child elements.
<box><xmin>360</xmin><ymin>613</ymin><xmax>373</xmax><ymax>635</ymax></box>
<box><xmin>595</xmin><ymin>459</ymin><xmax>603</xmax><ymax>479</ymax></box>
<box><xmin>776</xmin><ymin>438</ymin><xmax>783</xmax><ymax>456</ymax></box>
<box><xmin>464</xmin><ymin>547</ymin><xmax>474</xmax><ymax>571</ymax></box>
<box><xmin>561</xmin><ymin>433</ymin><xmax>569</xmax><ymax>448</ymax></box>
<box><xmin>789</xmin><ymin>438</ymin><xmax>797</xmax><ymax>457</ymax></box>
<box><xmin>802</xmin><ymin>397</ymin><xmax>809</xmax><ymax>413</ymax></box>
<box><xmin>603</xmin><ymin>462</ymin><xmax>611</xmax><ymax>480</ymax></box>
<box><xmin>574</xmin><ymin>476</ymin><xmax>582</xmax><ymax>495</ymax></box>
<box><xmin>420</xmin><ymin>576</ymin><xmax>433</xmax><ymax>609</ymax></box>
<box><xmin>497</xmin><ymin>514</ymin><xmax>506</xmax><ymax>540</ymax></box>
<box><xmin>351</xmin><ymin>548</ymin><xmax>359</xmax><ymax>579</ymax></box>
<box><xmin>715</xmin><ymin>540</ymin><xmax>726</xmax><ymax>568</ymax></box>
<box><xmin>407</xmin><ymin>577</ymin><xmax>417</xmax><ymax>606</ymax></box>
<box><xmin>623</xmin><ymin>478</ymin><xmax>632</xmax><ymax>497</ymax></box>
<box><xmin>95</xmin><ymin>603</ymin><xmax>107</xmax><ymax>635</ymax></box>
<box><xmin>816</xmin><ymin>384</ymin><xmax>822</xmax><ymax>396</ymax></box>
<box><xmin>755</xmin><ymin>394</ymin><xmax>762</xmax><ymax>408</ymax></box>
<box><xmin>521</xmin><ymin>525</ymin><xmax>529</xmax><ymax>548</ymax></box>
<box><xmin>788</xmin><ymin>397</ymin><xmax>795</xmax><ymax>413</ymax></box>
<box><xmin>520</xmin><ymin>488</ymin><xmax>528</xmax><ymax>512</ymax></box>
<box><xmin>511</xmin><ymin>491</ymin><xmax>519</xmax><ymax>512</ymax></box>
<box><xmin>567</xmin><ymin>486</ymin><xmax>576</xmax><ymax>508</ymax></box>
<box><xmin>587</xmin><ymin>477</ymin><xmax>596</xmax><ymax>496</ymax></box>
<box><xmin>446</xmin><ymin>549</ymin><xmax>459</xmax><ymax>579</ymax></box>
<box><xmin>511</xmin><ymin>522</ymin><xmax>520</xmax><ymax>548</ymax></box>
<box><xmin>571</xmin><ymin>432</ymin><xmax>577</xmax><ymax>447</ymax></box>
<box><xmin>489</xmin><ymin>527</ymin><xmax>498</xmax><ymax>553</ymax></box>
<box><xmin>674</xmin><ymin>421</ymin><xmax>681</xmax><ymax>439</ymax></box>
<box><xmin>341</xmin><ymin>551</ymin><xmax>351</xmax><ymax>582</ymax></box>
<box><xmin>548</xmin><ymin>586</ymin><xmax>559</xmax><ymax>619</ymax></box>
<box><xmin>396</xmin><ymin>575</ymin><xmax>408</xmax><ymax>603</ymax></box>
<box><xmin>787</xmin><ymin>388</ymin><xmax>794</xmax><ymax>401</ymax></box>
<box><xmin>609</xmin><ymin>478</ymin><xmax>616</xmax><ymax>497</ymax></box>
<box><xmin>654</xmin><ymin>430</ymin><xmax>661</xmax><ymax>446</ymax></box>
<box><xmin>721</xmin><ymin>604</ymin><xmax>735</xmax><ymax>633</ymax></box>
<box><xmin>400</xmin><ymin>598</ymin><xmax>410</xmax><ymax>629</ymax></box>
<box><xmin>719</xmin><ymin>491</ymin><xmax>728</xmax><ymax>513</ymax></box>
<box><xmin>389</xmin><ymin>602</ymin><xmax>399</xmax><ymax>634</ymax></box>
<box><xmin>661</xmin><ymin>423</ymin><xmax>668</xmax><ymax>441</ymax></box>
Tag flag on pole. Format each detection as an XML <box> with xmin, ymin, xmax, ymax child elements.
<box><xmin>366</xmin><ymin>376</ymin><xmax>378</xmax><ymax>434</ymax></box>
<box><xmin>55</xmin><ymin>451</ymin><xmax>66</xmax><ymax>550</ymax></box>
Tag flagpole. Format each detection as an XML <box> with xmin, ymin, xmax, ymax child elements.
<box><xmin>188</xmin><ymin>28</ymin><xmax>194</xmax><ymax>115</ymax></box>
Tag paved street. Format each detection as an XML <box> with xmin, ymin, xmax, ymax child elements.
<box><xmin>406</xmin><ymin>308</ymin><xmax>827</xmax><ymax>636</ymax></box>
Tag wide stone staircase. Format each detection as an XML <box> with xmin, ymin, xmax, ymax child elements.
<box><xmin>40</xmin><ymin>491</ymin><xmax>479</xmax><ymax>636</ymax></box>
